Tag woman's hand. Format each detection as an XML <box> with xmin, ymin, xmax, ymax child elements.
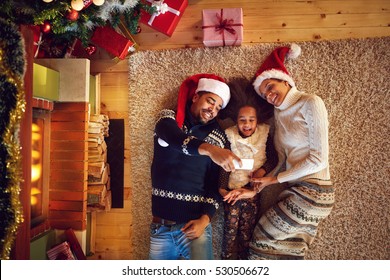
<box><xmin>250</xmin><ymin>168</ymin><xmax>266</xmax><ymax>190</ymax></box>
<box><xmin>251</xmin><ymin>176</ymin><xmax>278</xmax><ymax>193</ymax></box>
<box><xmin>223</xmin><ymin>188</ymin><xmax>257</xmax><ymax>205</ymax></box>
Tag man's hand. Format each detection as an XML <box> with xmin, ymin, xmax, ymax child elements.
<box><xmin>181</xmin><ymin>215</ymin><xmax>210</xmax><ymax>240</ymax></box>
<box><xmin>198</xmin><ymin>143</ymin><xmax>241</xmax><ymax>172</ymax></box>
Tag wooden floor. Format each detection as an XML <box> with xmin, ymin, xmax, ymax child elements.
<box><xmin>90</xmin><ymin>0</ymin><xmax>390</xmax><ymax>260</ymax></box>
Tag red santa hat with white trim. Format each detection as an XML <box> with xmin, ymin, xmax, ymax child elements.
<box><xmin>176</xmin><ymin>73</ymin><xmax>230</xmax><ymax>128</ymax></box>
<box><xmin>253</xmin><ymin>44</ymin><xmax>301</xmax><ymax>95</ymax></box>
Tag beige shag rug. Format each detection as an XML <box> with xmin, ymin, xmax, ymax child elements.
<box><xmin>128</xmin><ymin>37</ymin><xmax>390</xmax><ymax>260</ymax></box>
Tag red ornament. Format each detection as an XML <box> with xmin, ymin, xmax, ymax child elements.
<box><xmin>41</xmin><ymin>21</ymin><xmax>51</xmax><ymax>33</ymax></box>
<box><xmin>66</xmin><ymin>9</ymin><xmax>80</xmax><ymax>21</ymax></box>
<box><xmin>136</xmin><ymin>25</ymin><xmax>142</xmax><ymax>34</ymax></box>
<box><xmin>84</xmin><ymin>0</ymin><xmax>93</xmax><ymax>9</ymax></box>
<box><xmin>85</xmin><ymin>44</ymin><xmax>97</xmax><ymax>55</ymax></box>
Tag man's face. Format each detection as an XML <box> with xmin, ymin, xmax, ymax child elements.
<box><xmin>190</xmin><ymin>92</ymin><xmax>223</xmax><ymax>124</ymax></box>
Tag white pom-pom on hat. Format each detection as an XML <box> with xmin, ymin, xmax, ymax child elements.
<box><xmin>287</xmin><ymin>43</ymin><xmax>301</xmax><ymax>59</ymax></box>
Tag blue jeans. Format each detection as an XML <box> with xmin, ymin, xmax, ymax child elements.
<box><xmin>149</xmin><ymin>222</ymin><xmax>213</xmax><ymax>260</ymax></box>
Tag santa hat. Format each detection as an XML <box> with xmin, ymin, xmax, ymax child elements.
<box><xmin>176</xmin><ymin>73</ymin><xmax>230</xmax><ymax>128</ymax></box>
<box><xmin>253</xmin><ymin>44</ymin><xmax>301</xmax><ymax>95</ymax></box>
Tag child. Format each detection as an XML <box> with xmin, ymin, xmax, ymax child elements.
<box><xmin>218</xmin><ymin>79</ymin><xmax>277</xmax><ymax>260</ymax></box>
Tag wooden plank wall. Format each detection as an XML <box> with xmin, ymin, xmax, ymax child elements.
<box><xmin>49</xmin><ymin>102</ymin><xmax>88</xmax><ymax>230</ymax></box>
<box><xmin>90</xmin><ymin>0</ymin><xmax>390</xmax><ymax>260</ymax></box>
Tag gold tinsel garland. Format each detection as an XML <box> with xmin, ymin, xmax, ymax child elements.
<box><xmin>0</xmin><ymin>46</ymin><xmax>25</xmax><ymax>259</ymax></box>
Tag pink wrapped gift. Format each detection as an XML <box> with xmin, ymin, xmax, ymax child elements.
<box><xmin>202</xmin><ymin>8</ymin><xmax>243</xmax><ymax>47</ymax></box>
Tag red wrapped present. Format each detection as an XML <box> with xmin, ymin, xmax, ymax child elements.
<box><xmin>65</xmin><ymin>228</ymin><xmax>86</xmax><ymax>260</ymax></box>
<box><xmin>91</xmin><ymin>26</ymin><xmax>136</xmax><ymax>60</ymax></box>
<box><xmin>66</xmin><ymin>39</ymin><xmax>96</xmax><ymax>58</ymax></box>
<box><xmin>114</xmin><ymin>19</ymin><xmax>139</xmax><ymax>52</ymax></box>
<box><xmin>202</xmin><ymin>8</ymin><xmax>243</xmax><ymax>47</ymax></box>
<box><xmin>30</xmin><ymin>25</ymin><xmax>44</xmax><ymax>58</ymax></box>
<box><xmin>140</xmin><ymin>0</ymin><xmax>188</xmax><ymax>37</ymax></box>
<box><xmin>30</xmin><ymin>25</ymin><xmax>69</xmax><ymax>58</ymax></box>
<box><xmin>66</xmin><ymin>39</ymin><xmax>115</xmax><ymax>60</ymax></box>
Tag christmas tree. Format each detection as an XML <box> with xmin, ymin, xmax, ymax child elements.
<box><xmin>0</xmin><ymin>0</ymin><xmax>155</xmax><ymax>48</ymax></box>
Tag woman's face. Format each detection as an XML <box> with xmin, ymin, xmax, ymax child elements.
<box><xmin>258</xmin><ymin>79</ymin><xmax>291</xmax><ymax>107</ymax></box>
<box><xmin>237</xmin><ymin>106</ymin><xmax>257</xmax><ymax>138</ymax></box>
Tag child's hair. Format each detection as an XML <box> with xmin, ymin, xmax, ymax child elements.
<box><xmin>218</xmin><ymin>77</ymin><xmax>273</xmax><ymax>123</ymax></box>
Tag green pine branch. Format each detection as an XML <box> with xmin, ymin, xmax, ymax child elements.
<box><xmin>0</xmin><ymin>0</ymin><xmax>156</xmax><ymax>55</ymax></box>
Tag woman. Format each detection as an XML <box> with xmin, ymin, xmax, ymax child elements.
<box><xmin>224</xmin><ymin>44</ymin><xmax>335</xmax><ymax>260</ymax></box>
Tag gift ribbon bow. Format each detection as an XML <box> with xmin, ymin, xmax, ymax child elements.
<box><xmin>147</xmin><ymin>0</ymin><xmax>181</xmax><ymax>26</ymax></box>
<box><xmin>202</xmin><ymin>9</ymin><xmax>243</xmax><ymax>46</ymax></box>
<box><xmin>34</xmin><ymin>32</ymin><xmax>44</xmax><ymax>58</ymax></box>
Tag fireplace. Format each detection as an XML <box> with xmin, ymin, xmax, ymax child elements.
<box><xmin>30</xmin><ymin>98</ymin><xmax>53</xmax><ymax>236</ymax></box>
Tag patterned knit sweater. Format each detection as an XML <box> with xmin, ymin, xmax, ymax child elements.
<box><xmin>151</xmin><ymin>107</ymin><xmax>228</xmax><ymax>223</ymax></box>
<box><xmin>271</xmin><ymin>87</ymin><xmax>331</xmax><ymax>183</ymax></box>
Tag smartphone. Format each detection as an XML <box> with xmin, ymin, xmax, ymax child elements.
<box><xmin>233</xmin><ymin>158</ymin><xmax>254</xmax><ymax>170</ymax></box>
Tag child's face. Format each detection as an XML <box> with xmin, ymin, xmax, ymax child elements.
<box><xmin>237</xmin><ymin>106</ymin><xmax>258</xmax><ymax>138</ymax></box>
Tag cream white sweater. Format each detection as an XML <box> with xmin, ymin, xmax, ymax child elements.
<box><xmin>225</xmin><ymin>124</ymin><xmax>270</xmax><ymax>189</ymax></box>
<box><xmin>271</xmin><ymin>87</ymin><xmax>331</xmax><ymax>183</ymax></box>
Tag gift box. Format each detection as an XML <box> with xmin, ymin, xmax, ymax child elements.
<box><xmin>66</xmin><ymin>39</ymin><xmax>120</xmax><ymax>61</ymax></box>
<box><xmin>67</xmin><ymin>39</ymin><xmax>98</xmax><ymax>59</ymax></box>
<box><xmin>47</xmin><ymin>241</ymin><xmax>75</xmax><ymax>260</ymax></box>
<box><xmin>140</xmin><ymin>0</ymin><xmax>188</xmax><ymax>37</ymax></box>
<box><xmin>114</xmin><ymin>19</ymin><xmax>139</xmax><ymax>52</ymax></box>
<box><xmin>31</xmin><ymin>25</ymin><xmax>44</xmax><ymax>58</ymax></box>
<box><xmin>202</xmin><ymin>8</ymin><xmax>243</xmax><ymax>47</ymax></box>
<box><xmin>30</xmin><ymin>25</ymin><xmax>68</xmax><ymax>58</ymax></box>
<box><xmin>91</xmin><ymin>26</ymin><xmax>137</xmax><ymax>60</ymax></box>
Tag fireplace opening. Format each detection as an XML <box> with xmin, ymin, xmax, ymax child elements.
<box><xmin>31</xmin><ymin>108</ymin><xmax>50</xmax><ymax>230</ymax></box>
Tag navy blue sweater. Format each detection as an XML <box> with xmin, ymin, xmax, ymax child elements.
<box><xmin>151</xmin><ymin>108</ymin><xmax>228</xmax><ymax>223</ymax></box>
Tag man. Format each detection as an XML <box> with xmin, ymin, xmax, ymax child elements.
<box><xmin>149</xmin><ymin>73</ymin><xmax>241</xmax><ymax>260</ymax></box>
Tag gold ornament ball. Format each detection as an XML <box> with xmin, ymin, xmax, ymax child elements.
<box><xmin>42</xmin><ymin>0</ymin><xmax>54</xmax><ymax>3</ymax></box>
<box><xmin>93</xmin><ymin>0</ymin><xmax>105</xmax><ymax>6</ymax></box>
<box><xmin>71</xmin><ymin>0</ymin><xmax>84</xmax><ymax>11</ymax></box>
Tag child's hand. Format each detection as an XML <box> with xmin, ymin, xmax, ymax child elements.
<box><xmin>252</xmin><ymin>167</ymin><xmax>266</xmax><ymax>178</ymax></box>
<box><xmin>249</xmin><ymin>168</ymin><xmax>266</xmax><ymax>192</ymax></box>
<box><xmin>223</xmin><ymin>188</ymin><xmax>256</xmax><ymax>205</ymax></box>
<box><xmin>251</xmin><ymin>181</ymin><xmax>263</xmax><ymax>192</ymax></box>
<box><xmin>219</xmin><ymin>188</ymin><xmax>229</xmax><ymax>197</ymax></box>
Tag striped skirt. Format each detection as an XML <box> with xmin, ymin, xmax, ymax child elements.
<box><xmin>248</xmin><ymin>180</ymin><xmax>335</xmax><ymax>260</ymax></box>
